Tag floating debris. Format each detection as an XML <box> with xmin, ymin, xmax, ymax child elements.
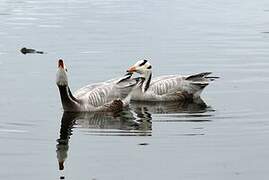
<box><xmin>20</xmin><ymin>47</ymin><xmax>45</xmax><ymax>55</ymax></box>
<box><xmin>138</xmin><ymin>142</ymin><xmax>149</xmax><ymax>146</ymax></box>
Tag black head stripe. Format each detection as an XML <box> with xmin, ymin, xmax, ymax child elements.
<box><xmin>139</xmin><ymin>60</ymin><xmax>147</xmax><ymax>66</ymax></box>
<box><xmin>147</xmin><ymin>65</ymin><xmax>152</xmax><ymax>69</ymax></box>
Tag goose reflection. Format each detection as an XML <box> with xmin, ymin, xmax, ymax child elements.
<box><xmin>130</xmin><ymin>98</ymin><xmax>210</xmax><ymax>114</ymax></box>
<box><xmin>56</xmin><ymin>99</ymin><xmax>212</xmax><ymax>173</ymax></box>
<box><xmin>75</xmin><ymin>110</ymin><xmax>152</xmax><ymax>134</ymax></box>
<box><xmin>56</xmin><ymin>109</ymin><xmax>152</xmax><ymax>172</ymax></box>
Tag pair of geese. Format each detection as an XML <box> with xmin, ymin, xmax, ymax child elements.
<box><xmin>56</xmin><ymin>59</ymin><xmax>217</xmax><ymax>112</ymax></box>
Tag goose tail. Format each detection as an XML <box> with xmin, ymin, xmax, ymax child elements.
<box><xmin>185</xmin><ymin>72</ymin><xmax>219</xmax><ymax>98</ymax></box>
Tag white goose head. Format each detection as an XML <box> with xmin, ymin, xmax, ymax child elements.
<box><xmin>127</xmin><ymin>59</ymin><xmax>152</xmax><ymax>76</ymax></box>
<box><xmin>56</xmin><ymin>59</ymin><xmax>68</xmax><ymax>86</ymax></box>
<box><xmin>127</xmin><ymin>60</ymin><xmax>152</xmax><ymax>92</ymax></box>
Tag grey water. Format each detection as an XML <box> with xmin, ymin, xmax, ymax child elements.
<box><xmin>0</xmin><ymin>0</ymin><xmax>269</xmax><ymax>179</ymax></box>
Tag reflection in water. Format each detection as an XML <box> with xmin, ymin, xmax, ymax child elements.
<box><xmin>56</xmin><ymin>100</ymin><xmax>212</xmax><ymax>177</ymax></box>
<box><xmin>56</xmin><ymin>109</ymin><xmax>152</xmax><ymax>173</ymax></box>
<box><xmin>56</xmin><ymin>113</ymin><xmax>76</xmax><ymax>172</ymax></box>
<box><xmin>75</xmin><ymin>110</ymin><xmax>152</xmax><ymax>135</ymax></box>
<box><xmin>56</xmin><ymin>100</ymin><xmax>211</xmax><ymax>170</ymax></box>
<box><xmin>130</xmin><ymin>98</ymin><xmax>210</xmax><ymax>114</ymax></box>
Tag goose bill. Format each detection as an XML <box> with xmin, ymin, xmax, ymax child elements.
<box><xmin>58</xmin><ymin>59</ymin><xmax>64</xmax><ymax>68</ymax></box>
<box><xmin>127</xmin><ymin>66</ymin><xmax>136</xmax><ymax>73</ymax></box>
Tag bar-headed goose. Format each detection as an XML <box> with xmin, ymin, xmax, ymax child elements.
<box><xmin>126</xmin><ymin>60</ymin><xmax>218</xmax><ymax>102</ymax></box>
<box><xmin>56</xmin><ymin>59</ymin><xmax>141</xmax><ymax>112</ymax></box>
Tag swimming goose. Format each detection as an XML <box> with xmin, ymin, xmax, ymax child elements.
<box><xmin>126</xmin><ymin>60</ymin><xmax>218</xmax><ymax>102</ymax></box>
<box><xmin>56</xmin><ymin>59</ymin><xmax>141</xmax><ymax>112</ymax></box>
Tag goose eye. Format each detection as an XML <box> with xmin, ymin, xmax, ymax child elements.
<box><xmin>65</xmin><ymin>69</ymin><xmax>68</xmax><ymax>72</ymax></box>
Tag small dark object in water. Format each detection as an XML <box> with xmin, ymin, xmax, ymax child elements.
<box><xmin>20</xmin><ymin>47</ymin><xmax>44</xmax><ymax>55</ymax></box>
<box><xmin>60</xmin><ymin>176</ymin><xmax>65</xmax><ymax>179</ymax></box>
<box><xmin>138</xmin><ymin>143</ymin><xmax>149</xmax><ymax>146</ymax></box>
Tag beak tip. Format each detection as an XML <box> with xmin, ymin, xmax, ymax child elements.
<box><xmin>58</xmin><ymin>59</ymin><xmax>64</xmax><ymax>68</ymax></box>
<box><xmin>127</xmin><ymin>66</ymin><xmax>136</xmax><ymax>73</ymax></box>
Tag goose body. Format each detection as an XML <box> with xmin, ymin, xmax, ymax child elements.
<box><xmin>56</xmin><ymin>59</ymin><xmax>140</xmax><ymax>112</ymax></box>
<box><xmin>127</xmin><ymin>60</ymin><xmax>218</xmax><ymax>102</ymax></box>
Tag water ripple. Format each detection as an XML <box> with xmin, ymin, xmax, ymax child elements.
<box><xmin>0</xmin><ymin>129</ymin><xmax>28</xmax><ymax>133</ymax></box>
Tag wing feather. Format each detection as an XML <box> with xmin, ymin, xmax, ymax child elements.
<box><xmin>73</xmin><ymin>76</ymin><xmax>140</xmax><ymax>108</ymax></box>
<box><xmin>149</xmin><ymin>75</ymin><xmax>184</xmax><ymax>95</ymax></box>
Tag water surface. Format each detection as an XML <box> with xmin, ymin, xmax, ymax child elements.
<box><xmin>0</xmin><ymin>0</ymin><xmax>269</xmax><ymax>179</ymax></box>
